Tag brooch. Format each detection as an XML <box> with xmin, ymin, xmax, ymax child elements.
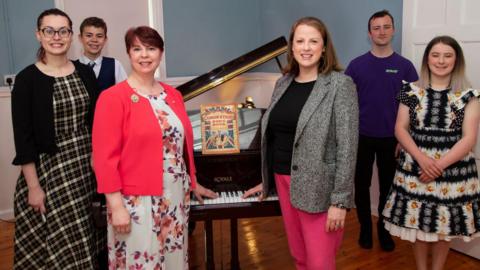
<box><xmin>131</xmin><ymin>94</ymin><xmax>139</xmax><ymax>103</ymax></box>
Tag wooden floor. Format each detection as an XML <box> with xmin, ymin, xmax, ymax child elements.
<box><xmin>1</xmin><ymin>212</ymin><xmax>480</xmax><ymax>269</ymax></box>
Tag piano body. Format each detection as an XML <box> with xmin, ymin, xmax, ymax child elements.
<box><xmin>177</xmin><ymin>37</ymin><xmax>288</xmax><ymax>270</ymax></box>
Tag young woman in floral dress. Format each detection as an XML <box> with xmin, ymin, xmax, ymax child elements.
<box><xmin>383</xmin><ymin>36</ymin><xmax>480</xmax><ymax>270</ymax></box>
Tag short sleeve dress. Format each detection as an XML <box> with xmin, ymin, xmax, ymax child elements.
<box><xmin>382</xmin><ymin>82</ymin><xmax>480</xmax><ymax>242</ymax></box>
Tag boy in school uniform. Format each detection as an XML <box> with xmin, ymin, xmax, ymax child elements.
<box><xmin>77</xmin><ymin>17</ymin><xmax>128</xmax><ymax>269</ymax></box>
<box><xmin>77</xmin><ymin>16</ymin><xmax>127</xmax><ymax>92</ymax></box>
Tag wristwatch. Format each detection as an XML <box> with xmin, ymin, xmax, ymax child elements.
<box><xmin>332</xmin><ymin>203</ymin><xmax>348</xmax><ymax>209</ymax></box>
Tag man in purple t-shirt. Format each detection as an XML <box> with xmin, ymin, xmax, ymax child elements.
<box><xmin>345</xmin><ymin>10</ymin><xmax>418</xmax><ymax>252</ymax></box>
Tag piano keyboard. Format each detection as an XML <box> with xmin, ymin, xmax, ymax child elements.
<box><xmin>190</xmin><ymin>191</ymin><xmax>278</xmax><ymax>206</ymax></box>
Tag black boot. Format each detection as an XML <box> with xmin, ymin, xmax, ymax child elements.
<box><xmin>377</xmin><ymin>220</ymin><xmax>395</xmax><ymax>252</ymax></box>
<box><xmin>358</xmin><ymin>225</ymin><xmax>373</xmax><ymax>249</ymax></box>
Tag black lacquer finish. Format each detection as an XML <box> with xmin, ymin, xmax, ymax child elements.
<box><xmin>178</xmin><ymin>37</ymin><xmax>287</xmax><ymax>101</ymax></box>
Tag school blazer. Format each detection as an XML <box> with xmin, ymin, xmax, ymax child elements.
<box><xmin>261</xmin><ymin>71</ymin><xmax>359</xmax><ymax>213</ymax></box>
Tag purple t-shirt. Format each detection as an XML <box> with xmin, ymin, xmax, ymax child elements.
<box><xmin>345</xmin><ymin>52</ymin><xmax>418</xmax><ymax>137</ymax></box>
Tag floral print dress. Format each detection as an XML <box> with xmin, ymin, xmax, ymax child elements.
<box><xmin>382</xmin><ymin>82</ymin><xmax>480</xmax><ymax>242</ymax></box>
<box><xmin>108</xmin><ymin>90</ymin><xmax>191</xmax><ymax>269</ymax></box>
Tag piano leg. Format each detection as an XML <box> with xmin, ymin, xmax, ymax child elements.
<box><xmin>205</xmin><ymin>220</ymin><xmax>215</xmax><ymax>270</ymax></box>
<box><xmin>230</xmin><ymin>218</ymin><xmax>240</xmax><ymax>270</ymax></box>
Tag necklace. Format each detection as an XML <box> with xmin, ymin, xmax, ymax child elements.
<box><xmin>132</xmin><ymin>86</ymin><xmax>164</xmax><ymax>97</ymax></box>
<box><xmin>128</xmin><ymin>77</ymin><xmax>164</xmax><ymax>96</ymax></box>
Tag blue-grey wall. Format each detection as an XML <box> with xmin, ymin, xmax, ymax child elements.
<box><xmin>0</xmin><ymin>1</ymin><xmax>403</xmax><ymax>83</ymax></box>
<box><xmin>163</xmin><ymin>0</ymin><xmax>263</xmax><ymax>77</ymax></box>
<box><xmin>0</xmin><ymin>0</ymin><xmax>54</xmax><ymax>86</ymax></box>
<box><xmin>164</xmin><ymin>0</ymin><xmax>403</xmax><ymax>77</ymax></box>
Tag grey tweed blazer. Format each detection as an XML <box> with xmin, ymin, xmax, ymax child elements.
<box><xmin>261</xmin><ymin>71</ymin><xmax>359</xmax><ymax>213</ymax></box>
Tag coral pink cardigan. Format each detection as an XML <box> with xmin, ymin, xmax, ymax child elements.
<box><xmin>92</xmin><ymin>80</ymin><xmax>196</xmax><ymax>195</ymax></box>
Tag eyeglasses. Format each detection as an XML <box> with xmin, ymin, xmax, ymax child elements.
<box><xmin>40</xmin><ymin>27</ymin><xmax>72</xmax><ymax>38</ymax></box>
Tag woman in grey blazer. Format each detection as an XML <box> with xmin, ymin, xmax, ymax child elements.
<box><xmin>244</xmin><ymin>17</ymin><xmax>358</xmax><ymax>269</ymax></box>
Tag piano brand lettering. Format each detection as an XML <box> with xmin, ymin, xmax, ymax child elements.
<box><xmin>213</xmin><ymin>176</ymin><xmax>233</xmax><ymax>183</ymax></box>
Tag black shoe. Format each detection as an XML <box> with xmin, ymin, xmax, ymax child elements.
<box><xmin>358</xmin><ymin>228</ymin><xmax>373</xmax><ymax>249</ymax></box>
<box><xmin>377</xmin><ymin>222</ymin><xmax>395</xmax><ymax>252</ymax></box>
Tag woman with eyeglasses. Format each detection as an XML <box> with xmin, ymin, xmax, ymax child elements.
<box><xmin>11</xmin><ymin>8</ymin><xmax>103</xmax><ymax>269</ymax></box>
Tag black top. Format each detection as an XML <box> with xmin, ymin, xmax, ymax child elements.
<box><xmin>11</xmin><ymin>61</ymin><xmax>98</xmax><ymax>165</ymax></box>
<box><xmin>267</xmin><ymin>80</ymin><xmax>315</xmax><ymax>174</ymax></box>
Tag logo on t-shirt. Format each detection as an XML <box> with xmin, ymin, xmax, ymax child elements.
<box><xmin>385</xmin><ymin>69</ymin><xmax>399</xmax><ymax>73</ymax></box>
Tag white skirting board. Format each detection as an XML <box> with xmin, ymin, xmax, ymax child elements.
<box><xmin>0</xmin><ymin>209</ymin><xmax>14</xmax><ymax>221</ymax></box>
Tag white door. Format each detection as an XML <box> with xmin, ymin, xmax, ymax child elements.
<box><xmin>403</xmin><ymin>0</ymin><xmax>480</xmax><ymax>258</ymax></box>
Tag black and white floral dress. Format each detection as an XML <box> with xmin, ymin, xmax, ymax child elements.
<box><xmin>383</xmin><ymin>82</ymin><xmax>480</xmax><ymax>242</ymax></box>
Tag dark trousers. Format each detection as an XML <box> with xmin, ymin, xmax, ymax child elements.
<box><xmin>354</xmin><ymin>135</ymin><xmax>397</xmax><ymax>231</ymax></box>
<box><xmin>97</xmin><ymin>248</ymin><xmax>108</xmax><ymax>269</ymax></box>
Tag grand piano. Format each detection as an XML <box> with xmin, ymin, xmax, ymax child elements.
<box><xmin>177</xmin><ymin>36</ymin><xmax>288</xmax><ymax>270</ymax></box>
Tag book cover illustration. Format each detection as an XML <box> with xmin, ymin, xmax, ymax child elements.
<box><xmin>200</xmin><ymin>103</ymin><xmax>240</xmax><ymax>155</ymax></box>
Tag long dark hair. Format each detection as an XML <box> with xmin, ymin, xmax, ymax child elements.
<box><xmin>36</xmin><ymin>8</ymin><xmax>73</xmax><ymax>63</ymax></box>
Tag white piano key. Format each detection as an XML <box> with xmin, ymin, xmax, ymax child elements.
<box><xmin>229</xmin><ymin>192</ymin><xmax>236</xmax><ymax>202</ymax></box>
<box><xmin>236</xmin><ymin>191</ymin><xmax>243</xmax><ymax>202</ymax></box>
<box><xmin>220</xmin><ymin>192</ymin><xmax>226</xmax><ymax>204</ymax></box>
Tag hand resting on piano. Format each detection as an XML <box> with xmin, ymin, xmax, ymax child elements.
<box><xmin>191</xmin><ymin>188</ymin><xmax>278</xmax><ymax>206</ymax></box>
<box><xmin>242</xmin><ymin>183</ymin><xmax>265</xmax><ymax>201</ymax></box>
<box><xmin>192</xmin><ymin>182</ymin><xmax>218</xmax><ymax>204</ymax></box>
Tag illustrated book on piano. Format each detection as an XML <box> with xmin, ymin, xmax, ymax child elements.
<box><xmin>200</xmin><ymin>103</ymin><xmax>240</xmax><ymax>155</ymax></box>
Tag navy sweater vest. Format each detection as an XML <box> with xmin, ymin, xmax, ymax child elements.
<box><xmin>97</xmin><ymin>57</ymin><xmax>116</xmax><ymax>92</ymax></box>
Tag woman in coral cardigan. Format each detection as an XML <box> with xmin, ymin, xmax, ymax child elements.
<box><xmin>92</xmin><ymin>26</ymin><xmax>216</xmax><ymax>269</ymax></box>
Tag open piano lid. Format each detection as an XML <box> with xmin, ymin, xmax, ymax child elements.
<box><xmin>178</xmin><ymin>36</ymin><xmax>288</xmax><ymax>152</ymax></box>
<box><xmin>177</xmin><ymin>36</ymin><xmax>288</xmax><ymax>101</ymax></box>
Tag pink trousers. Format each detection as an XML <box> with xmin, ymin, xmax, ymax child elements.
<box><xmin>275</xmin><ymin>174</ymin><xmax>344</xmax><ymax>270</ymax></box>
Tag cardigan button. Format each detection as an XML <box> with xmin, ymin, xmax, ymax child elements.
<box><xmin>292</xmin><ymin>165</ymin><xmax>298</xmax><ymax>171</ymax></box>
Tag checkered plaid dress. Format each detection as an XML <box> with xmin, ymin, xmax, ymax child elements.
<box><xmin>13</xmin><ymin>71</ymin><xmax>104</xmax><ymax>269</ymax></box>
